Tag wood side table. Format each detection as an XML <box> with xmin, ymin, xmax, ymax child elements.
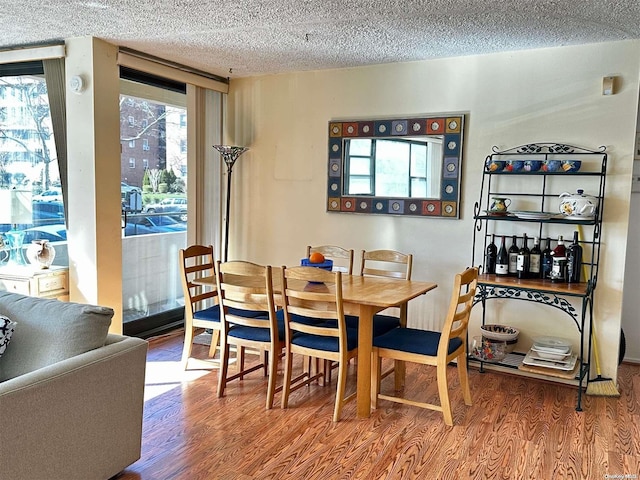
<box><xmin>0</xmin><ymin>265</ymin><xmax>69</xmax><ymax>301</ymax></box>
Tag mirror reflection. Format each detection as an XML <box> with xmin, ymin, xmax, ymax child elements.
<box><xmin>343</xmin><ymin>136</ymin><xmax>443</xmax><ymax>197</ymax></box>
<box><xmin>327</xmin><ymin>115</ymin><xmax>464</xmax><ymax>218</ymax></box>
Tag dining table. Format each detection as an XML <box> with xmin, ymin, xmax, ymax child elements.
<box><xmin>193</xmin><ymin>268</ymin><xmax>437</xmax><ymax>418</ymax></box>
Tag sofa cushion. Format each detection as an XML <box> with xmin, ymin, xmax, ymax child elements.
<box><xmin>0</xmin><ymin>315</ymin><xmax>16</xmax><ymax>358</ymax></box>
<box><xmin>0</xmin><ymin>291</ymin><xmax>113</xmax><ymax>382</ymax></box>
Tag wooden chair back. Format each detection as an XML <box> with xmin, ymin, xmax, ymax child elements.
<box><xmin>307</xmin><ymin>245</ymin><xmax>355</xmax><ymax>275</ymax></box>
<box><xmin>179</xmin><ymin>244</ymin><xmax>219</xmax><ymax>366</ymax></box>
<box><xmin>360</xmin><ymin>249</ymin><xmax>413</xmax><ymax>280</ymax></box>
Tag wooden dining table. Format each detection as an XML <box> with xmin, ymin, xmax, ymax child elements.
<box><xmin>194</xmin><ymin>268</ymin><xmax>437</xmax><ymax>418</ymax></box>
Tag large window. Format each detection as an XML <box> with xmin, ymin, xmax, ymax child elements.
<box><xmin>0</xmin><ymin>64</ymin><xmax>67</xmax><ymax>267</ymax></box>
<box><xmin>344</xmin><ymin>137</ymin><xmax>442</xmax><ymax>198</ymax></box>
<box><xmin>120</xmin><ymin>74</ymin><xmax>188</xmax><ymax>336</ymax></box>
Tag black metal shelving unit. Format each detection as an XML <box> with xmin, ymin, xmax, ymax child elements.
<box><xmin>470</xmin><ymin>143</ymin><xmax>607</xmax><ymax>411</ymax></box>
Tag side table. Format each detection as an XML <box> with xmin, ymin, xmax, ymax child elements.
<box><xmin>0</xmin><ymin>265</ymin><xmax>69</xmax><ymax>301</ymax></box>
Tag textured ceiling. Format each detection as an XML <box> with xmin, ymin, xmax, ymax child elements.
<box><xmin>1</xmin><ymin>0</ymin><xmax>639</xmax><ymax>78</ymax></box>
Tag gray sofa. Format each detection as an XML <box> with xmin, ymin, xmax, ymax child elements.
<box><xmin>0</xmin><ymin>291</ymin><xmax>148</xmax><ymax>480</ymax></box>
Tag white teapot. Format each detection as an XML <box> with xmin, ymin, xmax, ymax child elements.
<box><xmin>558</xmin><ymin>189</ymin><xmax>598</xmax><ymax>217</ymax></box>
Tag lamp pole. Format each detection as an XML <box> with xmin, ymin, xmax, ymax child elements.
<box><xmin>212</xmin><ymin>145</ymin><xmax>248</xmax><ymax>262</ymax></box>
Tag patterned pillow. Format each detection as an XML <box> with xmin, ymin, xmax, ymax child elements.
<box><xmin>0</xmin><ymin>315</ymin><xmax>16</xmax><ymax>358</ymax></box>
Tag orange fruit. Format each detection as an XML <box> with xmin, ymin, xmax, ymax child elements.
<box><xmin>309</xmin><ymin>252</ymin><xmax>325</xmax><ymax>264</ymax></box>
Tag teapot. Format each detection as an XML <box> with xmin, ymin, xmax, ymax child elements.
<box><xmin>489</xmin><ymin>197</ymin><xmax>511</xmax><ymax>213</ymax></box>
<box><xmin>558</xmin><ymin>189</ymin><xmax>598</xmax><ymax>217</ymax></box>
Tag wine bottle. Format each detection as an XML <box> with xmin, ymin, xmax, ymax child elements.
<box><xmin>552</xmin><ymin>235</ymin><xmax>566</xmax><ymax>257</ymax></box>
<box><xmin>496</xmin><ymin>236</ymin><xmax>509</xmax><ymax>276</ymax></box>
<box><xmin>529</xmin><ymin>236</ymin><xmax>542</xmax><ymax>278</ymax></box>
<box><xmin>567</xmin><ymin>231</ymin><xmax>583</xmax><ymax>283</ymax></box>
<box><xmin>484</xmin><ymin>234</ymin><xmax>497</xmax><ymax>275</ymax></box>
<box><xmin>541</xmin><ymin>237</ymin><xmax>553</xmax><ymax>279</ymax></box>
<box><xmin>516</xmin><ymin>233</ymin><xmax>530</xmax><ymax>279</ymax></box>
<box><xmin>508</xmin><ymin>235</ymin><xmax>519</xmax><ymax>276</ymax></box>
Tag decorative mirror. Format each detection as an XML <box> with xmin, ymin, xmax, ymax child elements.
<box><xmin>327</xmin><ymin>114</ymin><xmax>464</xmax><ymax>218</ymax></box>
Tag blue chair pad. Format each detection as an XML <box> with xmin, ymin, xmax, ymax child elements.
<box><xmin>373</xmin><ymin>328</ymin><xmax>463</xmax><ymax>356</ymax></box>
<box><xmin>341</xmin><ymin>314</ymin><xmax>400</xmax><ymax>337</ymax></box>
<box><xmin>193</xmin><ymin>306</ymin><xmax>221</xmax><ymax>323</ymax></box>
<box><xmin>291</xmin><ymin>327</ymin><xmax>358</xmax><ymax>352</ymax></box>
<box><xmin>229</xmin><ymin>309</ymin><xmax>285</xmax><ymax>342</ymax></box>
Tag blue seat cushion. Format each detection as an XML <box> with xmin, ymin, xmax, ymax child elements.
<box><xmin>194</xmin><ymin>306</ymin><xmax>265</xmax><ymax>324</ymax></box>
<box><xmin>373</xmin><ymin>327</ymin><xmax>463</xmax><ymax>356</ymax></box>
<box><xmin>193</xmin><ymin>306</ymin><xmax>221</xmax><ymax>323</ymax></box>
<box><xmin>229</xmin><ymin>309</ymin><xmax>286</xmax><ymax>342</ymax></box>
<box><xmin>341</xmin><ymin>314</ymin><xmax>400</xmax><ymax>337</ymax></box>
<box><xmin>291</xmin><ymin>327</ymin><xmax>358</xmax><ymax>352</ymax></box>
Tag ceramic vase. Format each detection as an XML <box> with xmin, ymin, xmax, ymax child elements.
<box><xmin>26</xmin><ymin>240</ymin><xmax>56</xmax><ymax>269</ymax></box>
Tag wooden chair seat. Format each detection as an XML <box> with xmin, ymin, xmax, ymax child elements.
<box><xmin>372</xmin><ymin>267</ymin><xmax>478</xmax><ymax>426</ymax></box>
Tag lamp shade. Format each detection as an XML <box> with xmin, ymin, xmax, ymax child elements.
<box><xmin>0</xmin><ymin>189</ymin><xmax>33</xmax><ymax>225</ymax></box>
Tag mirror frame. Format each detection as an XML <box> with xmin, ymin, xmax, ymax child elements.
<box><xmin>327</xmin><ymin>114</ymin><xmax>464</xmax><ymax>218</ymax></box>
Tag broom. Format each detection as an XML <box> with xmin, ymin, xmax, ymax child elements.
<box><xmin>576</xmin><ymin>225</ymin><xmax>620</xmax><ymax>396</ymax></box>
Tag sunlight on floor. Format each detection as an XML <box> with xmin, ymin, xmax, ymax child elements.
<box><xmin>143</xmin><ymin>359</ymin><xmax>218</xmax><ymax>401</ymax></box>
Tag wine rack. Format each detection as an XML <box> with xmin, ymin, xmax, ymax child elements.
<box><xmin>470</xmin><ymin>143</ymin><xmax>607</xmax><ymax>411</ymax></box>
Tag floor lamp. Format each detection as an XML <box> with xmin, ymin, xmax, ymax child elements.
<box><xmin>212</xmin><ymin>145</ymin><xmax>248</xmax><ymax>262</ymax></box>
<box><xmin>0</xmin><ymin>189</ymin><xmax>33</xmax><ymax>266</ymax></box>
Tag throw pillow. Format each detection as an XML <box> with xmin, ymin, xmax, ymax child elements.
<box><xmin>0</xmin><ymin>314</ymin><xmax>16</xmax><ymax>358</ymax></box>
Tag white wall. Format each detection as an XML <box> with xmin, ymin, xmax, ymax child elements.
<box><xmin>227</xmin><ymin>40</ymin><xmax>640</xmax><ymax>381</ymax></box>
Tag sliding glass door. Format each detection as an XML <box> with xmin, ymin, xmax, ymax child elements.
<box><xmin>120</xmin><ymin>76</ymin><xmax>188</xmax><ymax>337</ymax></box>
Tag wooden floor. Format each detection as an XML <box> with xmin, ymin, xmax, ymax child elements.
<box><xmin>119</xmin><ymin>329</ymin><xmax>640</xmax><ymax>479</ymax></box>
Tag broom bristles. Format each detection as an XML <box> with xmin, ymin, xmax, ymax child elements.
<box><xmin>586</xmin><ymin>376</ymin><xmax>620</xmax><ymax>397</ymax></box>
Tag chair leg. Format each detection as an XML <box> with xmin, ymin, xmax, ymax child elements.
<box><xmin>217</xmin><ymin>338</ymin><xmax>230</xmax><ymax>398</ymax></box>
<box><xmin>371</xmin><ymin>349</ymin><xmax>381</xmax><ymax>409</ymax></box>
<box><xmin>333</xmin><ymin>357</ymin><xmax>347</xmax><ymax>422</ymax></box>
<box><xmin>208</xmin><ymin>330</ymin><xmax>220</xmax><ymax>358</ymax></box>
<box><xmin>437</xmin><ymin>362</ymin><xmax>453</xmax><ymax>426</ymax></box>
<box><xmin>394</xmin><ymin>360</ymin><xmax>405</xmax><ymax>391</ymax></box>
<box><xmin>457</xmin><ymin>355</ymin><xmax>472</xmax><ymax>406</ymax></box>
<box><xmin>266</xmin><ymin>348</ymin><xmax>278</xmax><ymax>410</ymax></box>
<box><xmin>181</xmin><ymin>326</ymin><xmax>194</xmax><ymax>369</ymax></box>
<box><xmin>281</xmin><ymin>350</ymin><xmax>293</xmax><ymax>409</ymax></box>
<box><xmin>239</xmin><ymin>346</ymin><xmax>246</xmax><ymax>379</ymax></box>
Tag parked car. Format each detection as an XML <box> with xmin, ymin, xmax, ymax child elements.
<box><xmin>33</xmin><ymin>188</ymin><xmax>62</xmax><ymax>203</ymax></box>
<box><xmin>32</xmin><ymin>201</ymin><xmax>65</xmax><ymax>226</ymax></box>
<box><xmin>23</xmin><ymin>224</ymin><xmax>68</xmax><ymax>243</ymax></box>
<box><xmin>123</xmin><ymin>214</ymin><xmax>187</xmax><ymax>237</ymax></box>
<box><xmin>121</xmin><ymin>182</ymin><xmax>141</xmax><ymax>195</ymax></box>
<box><xmin>143</xmin><ymin>197</ymin><xmax>187</xmax><ymax>222</ymax></box>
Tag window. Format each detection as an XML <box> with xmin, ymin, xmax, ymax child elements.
<box><xmin>128</xmin><ymin>115</ymin><xmax>135</xmax><ymax>127</ymax></box>
<box><xmin>129</xmin><ymin>139</ymin><xmax>135</xmax><ymax>148</ymax></box>
<box><xmin>344</xmin><ymin>137</ymin><xmax>439</xmax><ymax>197</ymax></box>
<box><xmin>180</xmin><ymin>138</ymin><xmax>186</xmax><ymax>153</ymax></box>
<box><xmin>179</xmin><ymin>113</ymin><xmax>186</xmax><ymax>127</ymax></box>
<box><xmin>119</xmin><ymin>76</ymin><xmax>188</xmax><ymax>337</ymax></box>
<box><xmin>0</xmin><ymin>64</ymin><xmax>66</xmax><ymax>267</ymax></box>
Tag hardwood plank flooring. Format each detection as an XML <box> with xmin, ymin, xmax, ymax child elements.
<box><xmin>119</xmin><ymin>330</ymin><xmax>640</xmax><ymax>479</ymax></box>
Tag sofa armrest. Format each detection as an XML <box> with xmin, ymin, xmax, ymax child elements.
<box><xmin>0</xmin><ymin>334</ymin><xmax>148</xmax><ymax>480</ymax></box>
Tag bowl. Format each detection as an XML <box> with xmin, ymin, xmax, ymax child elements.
<box><xmin>530</xmin><ymin>346</ymin><xmax>572</xmax><ymax>361</ymax></box>
<box><xmin>471</xmin><ymin>336</ymin><xmax>507</xmax><ymax>362</ymax></box>
<box><xmin>480</xmin><ymin>324</ymin><xmax>520</xmax><ymax>341</ymax></box>
<box><xmin>485</xmin><ymin>159</ymin><xmax>505</xmax><ymax>172</ymax></box>
<box><xmin>561</xmin><ymin>160</ymin><xmax>581</xmax><ymax>172</ymax></box>
<box><xmin>542</xmin><ymin>160</ymin><xmax>562</xmax><ymax>172</ymax></box>
<box><xmin>300</xmin><ymin>258</ymin><xmax>334</xmax><ymax>271</ymax></box>
<box><xmin>505</xmin><ymin>160</ymin><xmax>524</xmax><ymax>172</ymax></box>
<box><xmin>523</xmin><ymin>160</ymin><xmax>542</xmax><ymax>172</ymax></box>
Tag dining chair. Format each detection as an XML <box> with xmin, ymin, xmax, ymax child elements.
<box><xmin>306</xmin><ymin>245</ymin><xmax>355</xmax><ymax>274</ymax></box>
<box><xmin>371</xmin><ymin>267</ymin><xmax>478</xmax><ymax>426</ymax></box>
<box><xmin>179</xmin><ymin>244</ymin><xmax>223</xmax><ymax>369</ymax></box>
<box><xmin>359</xmin><ymin>249</ymin><xmax>414</xmax><ymax>334</ymax></box>
<box><xmin>280</xmin><ymin>266</ymin><xmax>358</xmax><ymax>422</ymax></box>
<box><xmin>216</xmin><ymin>260</ymin><xmax>283</xmax><ymax>409</ymax></box>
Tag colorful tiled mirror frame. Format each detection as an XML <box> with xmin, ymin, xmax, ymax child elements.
<box><xmin>327</xmin><ymin>115</ymin><xmax>464</xmax><ymax>218</ymax></box>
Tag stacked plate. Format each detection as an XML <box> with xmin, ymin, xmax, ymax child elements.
<box><xmin>523</xmin><ymin>336</ymin><xmax>577</xmax><ymax>371</ymax></box>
